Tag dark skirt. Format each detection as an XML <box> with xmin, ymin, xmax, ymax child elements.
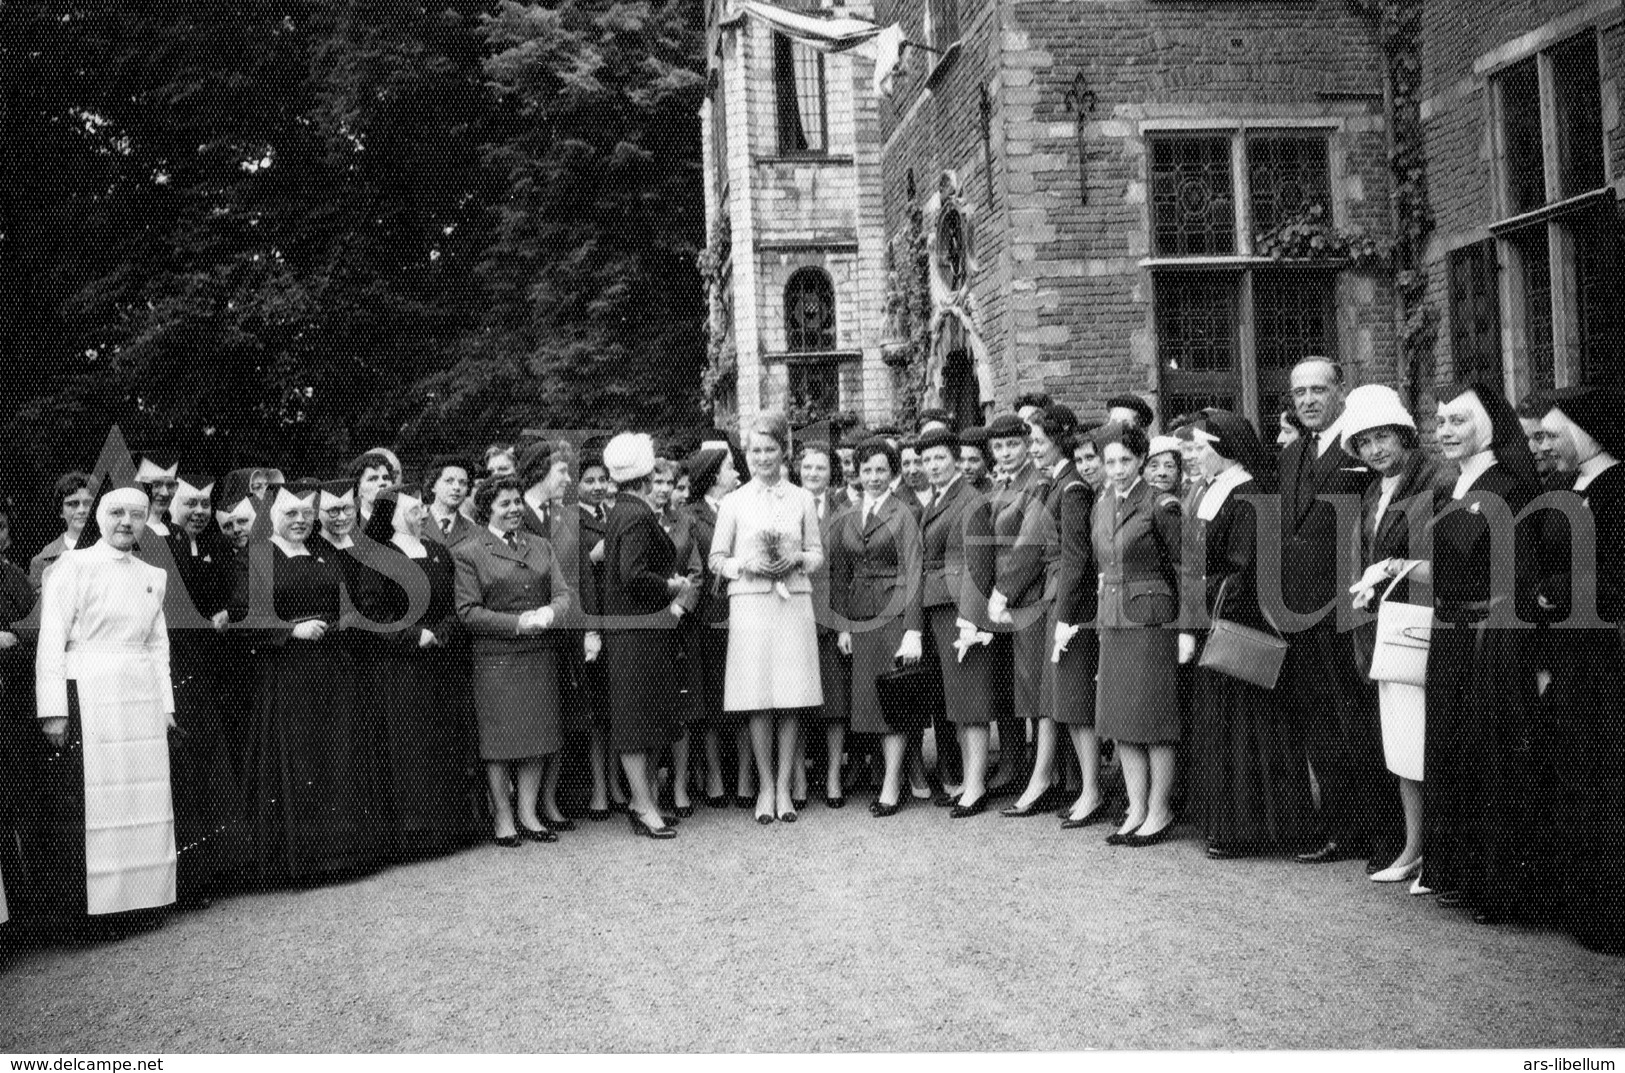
<box><xmin>1009</xmin><ymin>601</ymin><xmax>1049</xmax><ymax>722</ymax></box>
<box><xmin>169</xmin><ymin>656</ymin><xmax>248</xmax><ymax>895</ymax></box>
<box><xmin>1544</xmin><ymin>625</ymin><xmax>1625</xmax><ymax>954</ymax></box>
<box><xmin>680</xmin><ymin>621</ymin><xmax>733</xmax><ymax>729</ymax></box>
<box><xmin>926</xmin><ymin>604</ymin><xmax>991</xmax><ymax>726</ymax></box>
<box><xmin>248</xmin><ymin>641</ymin><xmax>382</xmax><ymax>882</ymax></box>
<box><xmin>471</xmin><ymin>644</ymin><xmax>563</xmax><ymax>761</ymax></box>
<box><xmin>1043</xmin><ymin>601</ymin><xmax>1098</xmax><ymax>728</ymax></box>
<box><xmin>1190</xmin><ymin>663</ymin><xmax>1314</xmax><ymax>853</ymax></box>
<box><xmin>815</xmin><ymin>629</ymin><xmax>852</xmax><ymax>726</ymax></box>
<box><xmin>849</xmin><ymin>614</ymin><xmax>908</xmax><ymax>734</ymax></box>
<box><xmin>1095</xmin><ymin>626</ymin><xmax>1180</xmax><ymax>743</ymax></box>
<box><xmin>1421</xmin><ymin>616</ymin><xmax>1544</xmax><ymax>918</ymax></box>
<box><xmin>372</xmin><ymin>646</ymin><xmax>476</xmax><ymax>857</ymax></box>
<box><xmin>604</xmin><ymin>629</ymin><xmax>683</xmax><ymax>754</ymax></box>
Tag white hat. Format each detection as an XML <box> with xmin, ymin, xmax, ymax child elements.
<box><xmin>1339</xmin><ymin>384</ymin><xmax>1415</xmax><ymax>453</ymax></box>
<box><xmin>603</xmin><ymin>432</ymin><xmax>656</xmax><ymax>485</ymax></box>
<box><xmin>1146</xmin><ymin>435</ymin><xmax>1183</xmax><ymax>460</ymax></box>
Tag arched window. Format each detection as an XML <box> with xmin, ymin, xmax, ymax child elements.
<box><xmin>785</xmin><ymin>268</ymin><xmax>836</xmax><ymax>352</ymax></box>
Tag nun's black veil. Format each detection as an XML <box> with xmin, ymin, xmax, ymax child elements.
<box><xmin>1438</xmin><ymin>375</ymin><xmax>1539</xmax><ymax>485</ymax></box>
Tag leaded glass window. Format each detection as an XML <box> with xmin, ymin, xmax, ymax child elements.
<box><xmin>1150</xmin><ymin>136</ymin><xmax>1235</xmax><ymax>257</ymax></box>
<box><xmin>1248</xmin><ymin>134</ymin><xmax>1332</xmax><ymax>238</ymax></box>
<box><xmin>785</xmin><ymin>268</ymin><xmax>836</xmax><ymax>352</ymax></box>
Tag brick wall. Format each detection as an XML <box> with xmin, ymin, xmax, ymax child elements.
<box><xmin>879</xmin><ymin>0</ymin><xmax>1397</xmax><ymax>426</ymax></box>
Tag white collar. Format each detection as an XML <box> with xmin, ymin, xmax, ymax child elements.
<box><xmin>270</xmin><ymin>534</ymin><xmax>310</xmax><ymax>557</ymax></box>
<box><xmin>488</xmin><ymin>523</ymin><xmax>516</xmax><ymax>541</ymax></box>
<box><xmin>325</xmin><ymin>533</ymin><xmax>355</xmax><ymax>550</ymax></box>
<box><xmin>1451</xmin><ymin>449</ymin><xmax>1497</xmax><ymax>500</ymax></box>
<box><xmin>933</xmin><ymin>474</ymin><xmax>962</xmax><ymax>498</ymax></box>
<box><xmin>1572</xmin><ymin>453</ymin><xmax>1620</xmax><ymax>493</ymax></box>
<box><xmin>145</xmin><ymin>518</ymin><xmax>169</xmax><ymax>536</ymax></box>
<box><xmin>705</xmin><ymin>494</ymin><xmax>723</xmax><ymax>512</ymax></box>
<box><xmin>863</xmin><ymin>490</ymin><xmax>891</xmax><ymax>512</ymax></box>
<box><xmin>1307</xmin><ymin>413</ymin><xmax>1343</xmax><ymax>457</ymax></box>
<box><xmin>391</xmin><ymin>532</ymin><xmax>429</xmax><ymax>559</ymax></box>
<box><xmin>1048</xmin><ymin>459</ymin><xmax>1069</xmax><ymax>478</ymax></box>
<box><xmin>1196</xmin><ymin>466</ymin><xmax>1251</xmax><ymax>521</ymax></box>
<box><xmin>79</xmin><ymin>539</ymin><xmax>133</xmax><ymax>563</ymax></box>
<box><xmin>62</xmin><ymin>531</ymin><xmax>80</xmax><ymax>550</ymax></box>
<box><xmin>430</xmin><ymin>502</ymin><xmax>460</xmax><ymax>520</ymax></box>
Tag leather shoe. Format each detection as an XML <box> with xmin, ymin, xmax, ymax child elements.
<box><xmin>949</xmin><ymin>798</ymin><xmax>987</xmax><ymax>819</ymax></box>
<box><xmin>1060</xmin><ymin>803</ymin><xmax>1110</xmax><ymax>830</ymax></box>
<box><xmin>870</xmin><ymin>799</ymin><xmax>902</xmax><ymax>818</ymax></box>
<box><xmin>518</xmin><ymin>822</ymin><xmax>558</xmax><ymax>844</ymax></box>
<box><xmin>933</xmin><ymin>792</ymin><xmax>959</xmax><ymax>808</ymax></box>
<box><xmin>1105</xmin><ymin>831</ymin><xmax>1131</xmax><ymax>845</ymax></box>
<box><xmin>1294</xmin><ymin>841</ymin><xmax>1368</xmax><ymax>864</ymax></box>
<box><xmin>707</xmin><ymin>795</ymin><xmax>729</xmax><ymax>810</ymax></box>
<box><xmin>1122</xmin><ymin>823</ymin><xmax>1174</xmax><ymax>848</ymax></box>
<box><xmin>547</xmin><ymin>818</ymin><xmax>578</xmax><ymax>832</ymax></box>
<box><xmin>493</xmin><ymin>832</ymin><xmax>521</xmax><ymax>848</ymax></box>
<box><xmin>825</xmin><ymin>795</ymin><xmax>845</xmax><ymax>809</ymax></box>
<box><xmin>673</xmin><ymin>805</ymin><xmax>694</xmax><ymax>819</ymax></box>
<box><xmin>586</xmin><ymin>808</ymin><xmax>611</xmax><ymax>822</ymax></box>
<box><xmin>1205</xmin><ymin>843</ymin><xmax>1251</xmax><ymax>859</ymax></box>
<box><xmin>1436</xmin><ymin>890</ymin><xmax>1468</xmax><ymax>909</ymax></box>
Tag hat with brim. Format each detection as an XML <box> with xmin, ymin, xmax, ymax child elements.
<box><xmin>1339</xmin><ymin>384</ymin><xmax>1416</xmax><ymax>454</ymax></box>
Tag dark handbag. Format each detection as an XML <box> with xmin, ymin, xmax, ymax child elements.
<box><xmin>875</xmin><ymin>660</ymin><xmax>934</xmax><ymax>733</ymax></box>
<box><xmin>1197</xmin><ymin>575</ymin><xmax>1288</xmax><ymax>690</ymax></box>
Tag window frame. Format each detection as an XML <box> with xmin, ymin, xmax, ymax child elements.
<box><xmin>772</xmin><ymin>32</ymin><xmax>828</xmax><ymax>157</ymax></box>
<box><xmin>1144</xmin><ymin>124</ymin><xmax>1341</xmax><ymax>427</ymax></box>
<box><xmin>1486</xmin><ymin>28</ymin><xmax>1615</xmax><ymax>394</ymax></box>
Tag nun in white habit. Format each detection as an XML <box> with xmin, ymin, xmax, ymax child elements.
<box><xmin>35</xmin><ymin>481</ymin><xmax>177</xmax><ymax>920</ymax></box>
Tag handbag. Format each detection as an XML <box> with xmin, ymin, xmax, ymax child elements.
<box><xmin>1367</xmin><ymin>561</ymin><xmax>1432</xmax><ymax>687</ymax></box>
<box><xmin>1197</xmin><ymin>575</ymin><xmax>1288</xmax><ymax>690</ymax></box>
<box><xmin>875</xmin><ymin>660</ymin><xmax>934</xmax><ymax>733</ymax></box>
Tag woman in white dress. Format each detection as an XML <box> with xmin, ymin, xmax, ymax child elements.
<box><xmin>36</xmin><ymin>482</ymin><xmax>177</xmax><ymax>926</ymax></box>
<box><xmin>1343</xmin><ymin>386</ymin><xmax>1447</xmax><ymax>887</ymax></box>
<box><xmin>709</xmin><ymin>412</ymin><xmax>824</xmax><ymax>824</ymax></box>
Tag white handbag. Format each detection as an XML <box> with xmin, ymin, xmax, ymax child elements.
<box><xmin>1368</xmin><ymin>561</ymin><xmax>1433</xmax><ymax>687</ymax></box>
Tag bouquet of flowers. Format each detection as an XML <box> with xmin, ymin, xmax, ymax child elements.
<box><xmin>756</xmin><ymin>527</ymin><xmax>793</xmax><ymax>600</ymax></box>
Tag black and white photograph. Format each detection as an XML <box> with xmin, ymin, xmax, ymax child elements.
<box><xmin>2</xmin><ymin>0</ymin><xmax>1624</xmax><ymax>1060</ymax></box>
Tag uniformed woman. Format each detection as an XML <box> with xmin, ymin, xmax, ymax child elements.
<box><xmin>454</xmin><ymin>477</ymin><xmax>572</xmax><ymax>846</ymax></box>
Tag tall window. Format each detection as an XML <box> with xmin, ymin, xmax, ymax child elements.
<box><xmin>1149</xmin><ymin>130</ymin><xmax>1337</xmax><ymax>423</ymax></box>
<box><xmin>785</xmin><ymin>268</ymin><xmax>836</xmax><ymax>352</ymax></box>
<box><xmin>774</xmin><ymin>33</ymin><xmax>826</xmax><ymax>155</ymax></box>
<box><xmin>1448</xmin><ymin>242</ymin><xmax>1502</xmax><ymax>385</ymax></box>
<box><xmin>926</xmin><ymin>0</ymin><xmax>960</xmax><ymax>51</ymax></box>
<box><xmin>1489</xmin><ymin>29</ymin><xmax>1617</xmax><ymax>388</ymax></box>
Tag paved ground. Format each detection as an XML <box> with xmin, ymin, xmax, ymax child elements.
<box><xmin>2</xmin><ymin>801</ymin><xmax>1622</xmax><ymax>1052</ymax></box>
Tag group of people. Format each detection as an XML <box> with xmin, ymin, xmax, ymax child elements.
<box><xmin>0</xmin><ymin>358</ymin><xmax>1619</xmax><ymax>960</ymax></box>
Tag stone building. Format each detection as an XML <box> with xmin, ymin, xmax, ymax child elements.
<box><xmin>1419</xmin><ymin>0</ymin><xmax>1625</xmax><ymax>399</ymax></box>
<box><xmin>874</xmin><ymin>0</ymin><xmax>1399</xmax><ymax>429</ymax></box>
<box><xmin>699</xmin><ymin>0</ymin><xmax>894</xmax><ymax>428</ymax></box>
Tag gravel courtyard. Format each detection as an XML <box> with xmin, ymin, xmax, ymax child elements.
<box><xmin>3</xmin><ymin>803</ymin><xmax>1622</xmax><ymax>1053</ymax></box>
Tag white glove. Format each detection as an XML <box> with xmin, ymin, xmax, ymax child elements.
<box><xmin>1178</xmin><ymin>632</ymin><xmax>1197</xmax><ymax>665</ymax></box>
<box><xmin>952</xmin><ymin>618</ymin><xmax>991</xmax><ymax>664</ymax></box>
<box><xmin>584</xmin><ymin>631</ymin><xmax>602</xmax><ymax>661</ymax></box>
<box><xmin>896</xmin><ymin>629</ymin><xmax>922</xmax><ymax>665</ymax></box>
<box><xmin>1349</xmin><ymin>559</ymin><xmax>1395</xmax><ymax>610</ymax></box>
<box><xmin>1052</xmin><ymin>621</ymin><xmax>1081</xmax><ymax>664</ymax></box>
<box><xmin>419</xmin><ymin>629</ymin><xmax>437</xmax><ymax>648</ymax></box>
<box><xmin>837</xmin><ymin>631</ymin><xmax>852</xmax><ymax>656</ymax></box>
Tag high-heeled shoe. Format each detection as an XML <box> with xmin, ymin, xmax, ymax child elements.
<box><xmin>1060</xmin><ymin>803</ymin><xmax>1110</xmax><ymax>830</ymax></box>
<box><xmin>492</xmin><ymin>829</ymin><xmax>521</xmax><ymax>848</ymax></box>
<box><xmin>629</xmin><ymin>813</ymin><xmax>677</xmax><ymax>839</ymax></box>
<box><xmin>1409</xmin><ymin>877</ymin><xmax>1434</xmax><ymax>896</ymax></box>
<box><xmin>1370</xmin><ymin>857</ymin><xmax>1423</xmax><ymax>883</ymax></box>
<box><xmin>999</xmin><ymin>787</ymin><xmax>1060</xmax><ymax>818</ymax></box>
<box><xmin>949</xmin><ymin>797</ymin><xmax>987</xmax><ymax>819</ymax></box>
<box><xmin>518</xmin><ymin>822</ymin><xmax>558</xmax><ymax>844</ymax></box>
<box><xmin>870</xmin><ymin>798</ymin><xmax>903</xmax><ymax>818</ymax></box>
<box><xmin>546</xmin><ymin>817</ymin><xmax>577</xmax><ymax>832</ymax></box>
<box><xmin>1122</xmin><ymin>822</ymin><xmax>1174</xmax><ymax>848</ymax></box>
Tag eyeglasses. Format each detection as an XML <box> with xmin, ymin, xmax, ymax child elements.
<box><xmin>322</xmin><ymin>505</ymin><xmax>356</xmax><ymax>517</ymax></box>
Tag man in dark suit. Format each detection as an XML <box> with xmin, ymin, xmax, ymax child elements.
<box><xmin>1273</xmin><ymin>358</ymin><xmax>1390</xmax><ymax>867</ymax></box>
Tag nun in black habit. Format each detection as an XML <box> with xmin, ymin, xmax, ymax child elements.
<box><xmin>1534</xmin><ymin>385</ymin><xmax>1625</xmax><ymax>955</ymax></box>
<box><xmin>353</xmin><ymin>485</ymin><xmax>475</xmax><ymax>859</ymax></box>
<box><xmin>230</xmin><ymin>481</ymin><xmax>381</xmax><ymax>884</ymax></box>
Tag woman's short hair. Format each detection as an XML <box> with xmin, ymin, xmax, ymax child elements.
<box><xmin>1028</xmin><ymin>404</ymin><xmax>1081</xmax><ymax>456</ymax></box>
<box><xmin>423</xmin><ymin>456</ymin><xmax>474</xmax><ymax>489</ymax></box>
<box><xmin>484</xmin><ymin>442</ymin><xmax>517</xmax><ymax>465</ymax></box>
<box><xmin>1351</xmin><ymin>423</ymin><xmax>1421</xmax><ymax>452</ymax></box>
<box><xmin>797</xmin><ymin>442</ymin><xmax>842</xmax><ymax>484</ymax></box>
<box><xmin>744</xmin><ymin>410</ymin><xmax>791</xmax><ymax>454</ymax></box>
<box><xmin>54</xmin><ymin>471</ymin><xmax>93</xmax><ymax>505</ymax></box>
<box><xmin>472</xmin><ymin>475</ymin><xmax>524</xmax><ymax>524</ymax></box>
<box><xmin>853</xmin><ymin>437</ymin><xmax>900</xmax><ymax>476</ymax></box>
<box><xmin>654</xmin><ymin>457</ymin><xmax>682</xmax><ymax>480</ymax></box>
<box><xmin>347</xmin><ymin>451</ymin><xmax>396</xmax><ymax>484</ymax></box>
<box><xmin>1096</xmin><ymin>423</ymin><xmax>1150</xmax><ymax>460</ymax></box>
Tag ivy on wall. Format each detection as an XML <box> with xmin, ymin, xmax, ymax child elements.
<box><xmin>1351</xmin><ymin>0</ymin><xmax>1437</xmax><ymax>408</ymax></box>
<box><xmin>1256</xmin><ymin>204</ymin><xmax>1389</xmax><ymax>265</ymax></box>
<box><xmin>697</xmin><ymin>210</ymin><xmax>735</xmax><ymax>415</ymax></box>
<box><xmin>881</xmin><ymin>199</ymin><xmax>932</xmax><ymax>428</ymax></box>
